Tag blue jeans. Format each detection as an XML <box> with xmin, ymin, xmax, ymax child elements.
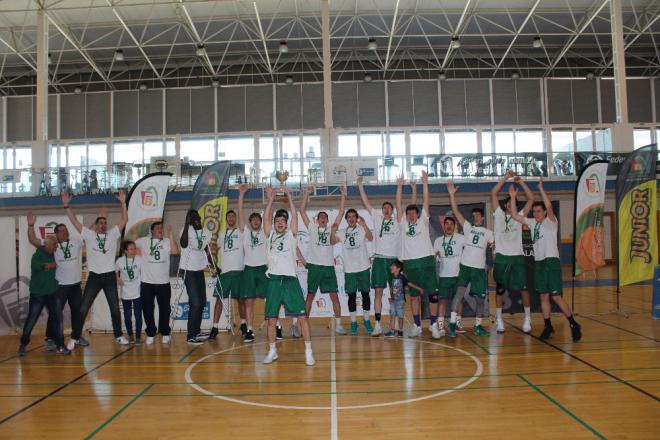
<box><xmin>122</xmin><ymin>298</ymin><xmax>143</xmax><ymax>337</ymax></box>
<box><xmin>184</xmin><ymin>270</ymin><xmax>206</xmax><ymax>339</ymax></box>
<box><xmin>74</xmin><ymin>271</ymin><xmax>123</xmax><ymax>339</ymax></box>
<box><xmin>21</xmin><ymin>294</ymin><xmax>64</xmax><ymax>348</ymax></box>
<box><xmin>46</xmin><ymin>283</ymin><xmax>82</xmax><ymax>341</ymax></box>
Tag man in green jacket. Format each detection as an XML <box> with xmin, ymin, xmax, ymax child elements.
<box><xmin>18</xmin><ymin>236</ymin><xmax>70</xmax><ymax>356</ymax></box>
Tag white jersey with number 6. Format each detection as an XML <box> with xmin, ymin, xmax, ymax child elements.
<box><xmin>460</xmin><ymin>220</ymin><xmax>494</xmax><ymax>269</ymax></box>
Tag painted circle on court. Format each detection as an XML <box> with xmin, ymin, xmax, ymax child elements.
<box><xmin>184</xmin><ymin>337</ymin><xmax>484</xmax><ymax>410</ymax></box>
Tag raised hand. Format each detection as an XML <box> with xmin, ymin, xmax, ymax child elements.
<box><xmin>357</xmin><ymin>216</ymin><xmax>367</xmax><ymax>227</ymax></box>
<box><xmin>265</xmin><ymin>186</ymin><xmax>275</xmax><ymax>200</ymax></box>
<box><xmin>420</xmin><ymin>170</ymin><xmax>428</xmax><ymax>184</ymax></box>
<box><xmin>538</xmin><ymin>175</ymin><xmax>544</xmax><ymax>190</ymax></box>
<box><xmin>396</xmin><ymin>174</ymin><xmax>404</xmax><ymax>186</ymax></box>
<box><xmin>356</xmin><ymin>176</ymin><xmax>364</xmax><ymax>186</ymax></box>
<box><xmin>408</xmin><ymin>179</ymin><xmax>416</xmax><ymax>189</ymax></box>
<box><xmin>61</xmin><ymin>190</ymin><xmax>72</xmax><ymax>207</ymax></box>
<box><xmin>239</xmin><ymin>183</ymin><xmax>249</xmax><ymax>195</ymax></box>
<box><xmin>116</xmin><ymin>189</ymin><xmax>126</xmax><ymax>204</ymax></box>
<box><xmin>165</xmin><ymin>224</ymin><xmax>173</xmax><ymax>236</ymax></box>
<box><xmin>508</xmin><ymin>183</ymin><xmax>519</xmax><ymax>198</ymax></box>
<box><xmin>513</xmin><ymin>175</ymin><xmax>522</xmax><ymax>182</ymax></box>
<box><xmin>446</xmin><ymin>181</ymin><xmax>458</xmax><ymax>195</ymax></box>
<box><xmin>27</xmin><ymin>212</ymin><xmax>36</xmax><ymax>226</ymax></box>
<box><xmin>505</xmin><ymin>169</ymin><xmax>515</xmax><ymax>179</ymax></box>
<box><xmin>340</xmin><ymin>185</ymin><xmax>347</xmax><ymax>197</ymax></box>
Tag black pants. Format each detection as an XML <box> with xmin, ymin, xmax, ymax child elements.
<box><xmin>21</xmin><ymin>294</ymin><xmax>64</xmax><ymax>348</ymax></box>
<box><xmin>74</xmin><ymin>271</ymin><xmax>123</xmax><ymax>339</ymax></box>
<box><xmin>122</xmin><ymin>298</ymin><xmax>143</xmax><ymax>337</ymax></box>
<box><xmin>184</xmin><ymin>270</ymin><xmax>206</xmax><ymax>339</ymax></box>
<box><xmin>45</xmin><ymin>283</ymin><xmax>82</xmax><ymax>341</ymax></box>
<box><xmin>140</xmin><ymin>282</ymin><xmax>172</xmax><ymax>337</ymax></box>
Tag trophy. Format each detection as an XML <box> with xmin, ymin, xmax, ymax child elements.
<box><xmin>275</xmin><ymin>170</ymin><xmax>289</xmax><ymax>195</ymax></box>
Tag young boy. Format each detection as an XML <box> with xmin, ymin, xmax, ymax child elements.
<box><xmin>384</xmin><ymin>260</ymin><xmax>421</xmax><ymax>338</ymax></box>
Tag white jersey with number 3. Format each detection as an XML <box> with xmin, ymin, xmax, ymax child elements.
<box><xmin>400</xmin><ymin>210</ymin><xmax>434</xmax><ymax>260</ymax></box>
<box><xmin>267</xmin><ymin>230</ymin><xmax>297</xmax><ymax>277</ymax></box>
<box><xmin>460</xmin><ymin>221</ymin><xmax>494</xmax><ymax>269</ymax></box>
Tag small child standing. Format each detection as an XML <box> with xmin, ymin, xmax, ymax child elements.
<box><xmin>116</xmin><ymin>241</ymin><xmax>143</xmax><ymax>345</ymax></box>
<box><xmin>384</xmin><ymin>260</ymin><xmax>420</xmax><ymax>338</ymax></box>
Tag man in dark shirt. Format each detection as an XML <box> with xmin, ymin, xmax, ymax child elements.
<box><xmin>17</xmin><ymin>236</ymin><xmax>70</xmax><ymax>356</ymax></box>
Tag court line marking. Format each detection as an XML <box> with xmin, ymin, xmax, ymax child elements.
<box><xmin>518</xmin><ymin>374</ymin><xmax>606</xmax><ymax>439</ymax></box>
<box><xmin>0</xmin><ymin>345</ymin><xmax>135</xmax><ymax>426</ymax></box>
<box><xmin>84</xmin><ymin>384</ymin><xmax>154</xmax><ymax>439</ymax></box>
<box><xmin>460</xmin><ymin>333</ymin><xmax>492</xmax><ymax>355</ymax></box>
<box><xmin>330</xmin><ymin>333</ymin><xmax>338</xmax><ymax>440</ymax></box>
<box><xmin>178</xmin><ymin>346</ymin><xmax>200</xmax><ymax>363</ymax></box>
<box><xmin>184</xmin><ymin>337</ymin><xmax>484</xmax><ymax>410</ymax></box>
<box><xmin>578</xmin><ymin>315</ymin><xmax>660</xmax><ymax>342</ymax></box>
<box><xmin>504</xmin><ymin>320</ymin><xmax>660</xmax><ymax>402</ymax></box>
<box><xmin>0</xmin><ymin>345</ymin><xmax>45</xmax><ymax>363</ymax></box>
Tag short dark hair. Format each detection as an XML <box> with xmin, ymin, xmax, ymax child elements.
<box><xmin>94</xmin><ymin>216</ymin><xmax>107</xmax><ymax>225</ymax></box>
<box><xmin>382</xmin><ymin>201</ymin><xmax>394</xmax><ymax>210</ymax></box>
<box><xmin>121</xmin><ymin>240</ymin><xmax>135</xmax><ymax>252</ymax></box>
<box><xmin>248</xmin><ymin>212</ymin><xmax>262</xmax><ymax>222</ymax></box>
<box><xmin>317</xmin><ymin>211</ymin><xmax>329</xmax><ymax>220</ymax></box>
<box><xmin>275</xmin><ymin>209</ymin><xmax>289</xmax><ymax>221</ymax></box>
<box><xmin>150</xmin><ymin>221</ymin><xmax>163</xmax><ymax>232</ymax></box>
<box><xmin>405</xmin><ymin>204</ymin><xmax>420</xmax><ymax>214</ymax></box>
<box><xmin>54</xmin><ymin>223</ymin><xmax>67</xmax><ymax>234</ymax></box>
<box><xmin>345</xmin><ymin>208</ymin><xmax>358</xmax><ymax>220</ymax></box>
<box><xmin>391</xmin><ymin>259</ymin><xmax>404</xmax><ymax>271</ymax></box>
<box><xmin>226</xmin><ymin>210</ymin><xmax>236</xmax><ymax>218</ymax></box>
<box><xmin>532</xmin><ymin>201</ymin><xmax>547</xmax><ymax>211</ymax></box>
<box><xmin>443</xmin><ymin>217</ymin><xmax>456</xmax><ymax>225</ymax></box>
<box><xmin>472</xmin><ymin>207</ymin><xmax>484</xmax><ymax>216</ymax></box>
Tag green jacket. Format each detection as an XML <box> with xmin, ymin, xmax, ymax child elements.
<box><xmin>30</xmin><ymin>246</ymin><xmax>58</xmax><ymax>296</ymax></box>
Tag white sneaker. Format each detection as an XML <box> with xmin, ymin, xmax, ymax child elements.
<box><xmin>371</xmin><ymin>321</ymin><xmax>382</xmax><ymax>336</ymax></box>
<box><xmin>496</xmin><ymin>318</ymin><xmax>505</xmax><ymax>334</ymax></box>
<box><xmin>162</xmin><ymin>335</ymin><xmax>171</xmax><ymax>344</ymax></box>
<box><xmin>431</xmin><ymin>323</ymin><xmax>441</xmax><ymax>339</ymax></box>
<box><xmin>335</xmin><ymin>324</ymin><xmax>347</xmax><ymax>335</ymax></box>
<box><xmin>305</xmin><ymin>349</ymin><xmax>316</xmax><ymax>366</ymax></box>
<box><xmin>116</xmin><ymin>336</ymin><xmax>130</xmax><ymax>345</ymax></box>
<box><xmin>409</xmin><ymin>325</ymin><xmax>422</xmax><ymax>337</ymax></box>
<box><xmin>437</xmin><ymin>322</ymin><xmax>446</xmax><ymax>337</ymax></box>
<box><xmin>263</xmin><ymin>350</ymin><xmax>278</xmax><ymax>364</ymax></box>
<box><xmin>522</xmin><ymin>316</ymin><xmax>532</xmax><ymax>334</ymax></box>
<box><xmin>66</xmin><ymin>339</ymin><xmax>77</xmax><ymax>351</ymax></box>
<box><xmin>145</xmin><ymin>336</ymin><xmax>154</xmax><ymax>345</ymax></box>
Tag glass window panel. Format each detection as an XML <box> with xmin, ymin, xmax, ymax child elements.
<box><xmin>338</xmin><ymin>133</ymin><xmax>358</xmax><ymax>157</ymax></box>
<box><xmin>68</xmin><ymin>143</ymin><xmax>87</xmax><ymax>168</ymax></box>
<box><xmin>6</xmin><ymin>149</ymin><xmax>14</xmax><ymax>168</ymax></box>
<box><xmin>482</xmin><ymin>130</ymin><xmax>494</xmax><ymax>153</ymax></box>
<box><xmin>387</xmin><ymin>132</ymin><xmax>405</xmax><ymax>156</ymax></box>
<box><xmin>282</xmin><ymin>135</ymin><xmax>301</xmax><ymax>177</ymax></box>
<box><xmin>633</xmin><ymin>128</ymin><xmax>652</xmax><ymax>149</ymax></box>
<box><xmin>14</xmin><ymin>147</ymin><xmax>31</xmax><ymax>192</ymax></box>
<box><xmin>410</xmin><ymin>130</ymin><xmax>440</xmax><ymax>155</ymax></box>
<box><xmin>378</xmin><ymin>156</ymin><xmax>404</xmax><ymax>182</ymax></box>
<box><xmin>444</xmin><ymin>130</ymin><xmax>478</xmax><ymax>178</ymax></box>
<box><xmin>180</xmin><ymin>137</ymin><xmax>215</xmax><ymax>162</ymax></box>
<box><xmin>575</xmin><ymin>129</ymin><xmax>593</xmax><ymax>152</ymax></box>
<box><xmin>594</xmin><ymin>128</ymin><xmax>613</xmax><ymax>152</ymax></box>
<box><xmin>144</xmin><ymin>140</ymin><xmax>164</xmax><ymax>162</ymax></box>
<box><xmin>492</xmin><ymin>129</ymin><xmax>515</xmax><ymax>154</ymax></box>
<box><xmin>88</xmin><ymin>142</ymin><xmax>107</xmax><ymax>166</ymax></box>
<box><xmin>218</xmin><ymin>136</ymin><xmax>255</xmax><ymax>161</ymax></box>
<box><xmin>259</xmin><ymin>135</ymin><xmax>277</xmax><ymax>160</ymax></box>
<box><xmin>551</xmin><ymin>129</ymin><xmax>573</xmax><ymax>152</ymax></box>
<box><xmin>49</xmin><ymin>145</ymin><xmax>60</xmax><ymax>168</ymax></box>
<box><xmin>302</xmin><ymin>134</ymin><xmax>322</xmax><ymax>181</ymax></box>
<box><xmin>165</xmin><ymin>139</ymin><xmax>176</xmax><ymax>156</ymax></box>
<box><xmin>360</xmin><ymin>132</ymin><xmax>383</xmax><ymax>157</ymax></box>
<box><xmin>515</xmin><ymin>129</ymin><xmax>544</xmax><ymax>153</ymax></box>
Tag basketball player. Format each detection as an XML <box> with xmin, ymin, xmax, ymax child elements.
<box><xmin>262</xmin><ymin>186</ymin><xmax>314</xmax><ymax>366</ymax></box>
<box><xmin>395</xmin><ymin>171</ymin><xmax>439</xmax><ymax>337</ymax></box>
<box><xmin>300</xmin><ymin>186</ymin><xmax>346</xmax><ymax>335</ymax></box>
<box><xmin>357</xmin><ymin>176</ymin><xmax>401</xmax><ymax>336</ymax></box>
<box><xmin>446</xmin><ymin>181</ymin><xmax>494</xmax><ymax>337</ymax></box>
<box><xmin>490</xmin><ymin>171</ymin><xmax>534</xmax><ymax>334</ymax></box>
<box><xmin>509</xmin><ymin>178</ymin><xmax>582</xmax><ymax>342</ymax></box>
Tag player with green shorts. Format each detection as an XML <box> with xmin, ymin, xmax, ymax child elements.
<box><xmin>433</xmin><ymin>217</ymin><xmax>466</xmax><ymax>338</ymax></box>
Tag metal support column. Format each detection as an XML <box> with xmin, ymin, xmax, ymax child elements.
<box><xmin>34</xmin><ymin>8</ymin><xmax>49</xmax><ymax>194</ymax></box>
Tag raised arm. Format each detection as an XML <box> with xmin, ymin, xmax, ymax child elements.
<box><xmin>514</xmin><ymin>176</ymin><xmax>535</xmax><ymax>216</ymax></box>
<box><xmin>300</xmin><ymin>187</ymin><xmax>312</xmax><ymax>228</ymax></box>
<box><xmin>508</xmin><ymin>185</ymin><xmax>526</xmax><ymax>225</ymax></box>
<box><xmin>263</xmin><ymin>186</ymin><xmax>275</xmax><ymax>237</ymax></box>
<box><xmin>420</xmin><ymin>170</ymin><xmax>430</xmax><ymax>217</ymax></box>
<box><xmin>26</xmin><ymin>212</ymin><xmax>41</xmax><ymax>248</ymax></box>
<box><xmin>446</xmin><ymin>181</ymin><xmax>466</xmax><ymax>226</ymax></box>
<box><xmin>116</xmin><ymin>189</ymin><xmax>128</xmax><ymax>230</ymax></box>
<box><xmin>284</xmin><ymin>187</ymin><xmax>298</xmax><ymax>235</ymax></box>
<box><xmin>538</xmin><ymin>176</ymin><xmax>556</xmax><ymax>222</ymax></box>
<box><xmin>490</xmin><ymin>170</ymin><xmax>514</xmax><ymax>213</ymax></box>
<box><xmin>356</xmin><ymin>176</ymin><xmax>374</xmax><ymax>214</ymax></box>
<box><xmin>167</xmin><ymin>224</ymin><xmax>180</xmax><ymax>255</ymax></box>
<box><xmin>331</xmin><ymin>186</ymin><xmax>346</xmax><ymax>229</ymax></box>
<box><xmin>409</xmin><ymin>179</ymin><xmax>418</xmax><ymax>206</ymax></box>
<box><xmin>395</xmin><ymin>174</ymin><xmax>404</xmax><ymax>223</ymax></box>
<box><xmin>237</xmin><ymin>183</ymin><xmax>248</xmax><ymax>232</ymax></box>
<box><xmin>358</xmin><ymin>216</ymin><xmax>373</xmax><ymax>242</ymax></box>
<box><xmin>61</xmin><ymin>191</ymin><xmax>83</xmax><ymax>233</ymax></box>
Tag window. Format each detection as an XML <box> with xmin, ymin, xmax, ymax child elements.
<box><xmin>258</xmin><ymin>135</ymin><xmax>277</xmax><ymax>184</ymax></box>
<box><xmin>386</xmin><ymin>131</ymin><xmax>405</xmax><ymax>156</ymax></box>
<box><xmin>444</xmin><ymin>129</ymin><xmax>477</xmax><ymax>178</ymax></box>
<box><xmin>165</xmin><ymin>139</ymin><xmax>176</xmax><ymax>156</ymax></box>
<box><xmin>633</xmin><ymin>128</ymin><xmax>652</xmax><ymax>149</ymax></box>
<box><xmin>14</xmin><ymin>147</ymin><xmax>32</xmax><ymax>192</ymax></box>
<box><xmin>378</xmin><ymin>156</ymin><xmax>404</xmax><ymax>182</ymax></box>
<box><xmin>360</xmin><ymin>132</ymin><xmax>383</xmax><ymax>157</ymax></box>
<box><xmin>486</xmin><ymin>129</ymin><xmax>514</xmax><ymax>154</ymax></box>
<box><xmin>575</xmin><ymin>129</ymin><xmax>593</xmax><ymax>152</ymax></box>
<box><xmin>302</xmin><ymin>134</ymin><xmax>322</xmax><ymax>180</ymax></box>
<box><xmin>551</xmin><ymin>129</ymin><xmax>573</xmax><ymax>152</ymax></box>
<box><xmin>180</xmin><ymin>137</ymin><xmax>215</xmax><ymax>162</ymax></box>
<box><xmin>281</xmin><ymin>135</ymin><xmax>301</xmax><ymax>177</ymax></box>
<box><xmin>410</xmin><ymin>130</ymin><xmax>439</xmax><ymax>156</ymax></box>
<box><xmin>144</xmin><ymin>140</ymin><xmax>164</xmax><ymax>163</ymax></box>
<box><xmin>515</xmin><ymin>129</ymin><xmax>544</xmax><ymax>153</ymax></box>
<box><xmin>551</xmin><ymin>129</ymin><xmax>575</xmax><ymax>176</ymax></box>
<box><xmin>338</xmin><ymin>133</ymin><xmax>358</xmax><ymax>157</ymax></box>
<box><xmin>218</xmin><ymin>136</ymin><xmax>254</xmax><ymax>161</ymax></box>
<box><xmin>594</xmin><ymin>128</ymin><xmax>613</xmax><ymax>152</ymax></box>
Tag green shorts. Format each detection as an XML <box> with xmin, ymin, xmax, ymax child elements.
<box><xmin>241</xmin><ymin>265</ymin><xmax>268</xmax><ymax>299</ymax></box>
<box><xmin>534</xmin><ymin>258</ymin><xmax>563</xmax><ymax>296</ymax></box>
<box><xmin>307</xmin><ymin>264</ymin><xmax>338</xmax><ymax>294</ymax></box>
<box><xmin>216</xmin><ymin>270</ymin><xmax>243</xmax><ymax>299</ymax></box>
<box><xmin>402</xmin><ymin>256</ymin><xmax>439</xmax><ymax>297</ymax></box>
<box><xmin>438</xmin><ymin>276</ymin><xmax>458</xmax><ymax>299</ymax></box>
<box><xmin>371</xmin><ymin>256</ymin><xmax>396</xmax><ymax>288</ymax></box>
<box><xmin>494</xmin><ymin>254</ymin><xmax>527</xmax><ymax>290</ymax></box>
<box><xmin>264</xmin><ymin>275</ymin><xmax>306</xmax><ymax>318</ymax></box>
<box><xmin>457</xmin><ymin>264</ymin><xmax>488</xmax><ymax>297</ymax></box>
<box><xmin>345</xmin><ymin>269</ymin><xmax>371</xmax><ymax>294</ymax></box>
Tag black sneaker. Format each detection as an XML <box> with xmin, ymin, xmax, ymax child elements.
<box><xmin>187</xmin><ymin>337</ymin><xmax>205</xmax><ymax>346</ymax></box>
<box><xmin>55</xmin><ymin>347</ymin><xmax>71</xmax><ymax>355</ymax></box>
<box><xmin>45</xmin><ymin>339</ymin><xmax>56</xmax><ymax>352</ymax></box>
<box><xmin>397</xmin><ymin>330</ymin><xmax>404</xmax><ymax>338</ymax></box>
<box><xmin>240</xmin><ymin>323</ymin><xmax>248</xmax><ymax>337</ymax></box>
<box><xmin>540</xmin><ymin>326</ymin><xmax>554</xmax><ymax>340</ymax></box>
<box><xmin>244</xmin><ymin>329</ymin><xmax>255</xmax><ymax>343</ymax></box>
<box><xmin>276</xmin><ymin>325</ymin><xmax>283</xmax><ymax>340</ymax></box>
<box><xmin>571</xmin><ymin>323</ymin><xmax>582</xmax><ymax>342</ymax></box>
<box><xmin>208</xmin><ymin>327</ymin><xmax>219</xmax><ymax>341</ymax></box>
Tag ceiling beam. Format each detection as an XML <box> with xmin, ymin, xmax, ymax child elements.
<box><xmin>440</xmin><ymin>0</ymin><xmax>473</xmax><ymax>70</ymax></box>
<box><xmin>492</xmin><ymin>0</ymin><xmax>541</xmax><ymax>76</ymax></box>
<box><xmin>177</xmin><ymin>0</ymin><xmax>215</xmax><ymax>75</ymax></box>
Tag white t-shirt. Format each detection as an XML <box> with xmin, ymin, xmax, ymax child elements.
<box><xmin>219</xmin><ymin>227</ymin><xmax>244</xmax><ymax>272</ymax></box>
<box><xmin>338</xmin><ymin>225</ymin><xmax>371</xmax><ymax>274</ymax></box>
<box><xmin>42</xmin><ymin>234</ymin><xmax>83</xmax><ymax>285</ymax></box>
<box><xmin>372</xmin><ymin>211</ymin><xmax>400</xmax><ymax>258</ymax></box>
<box><xmin>524</xmin><ymin>217</ymin><xmax>560</xmax><ymax>261</ymax></box>
<box><xmin>266</xmin><ymin>230</ymin><xmax>297</xmax><ymax>277</ymax></box>
<box><xmin>179</xmin><ymin>226</ymin><xmax>212</xmax><ymax>271</ymax></box>
<box><xmin>434</xmin><ymin>234</ymin><xmax>466</xmax><ymax>278</ymax></box>
<box><xmin>135</xmin><ymin>236</ymin><xmax>171</xmax><ymax>284</ymax></box>
<box><xmin>460</xmin><ymin>220</ymin><xmax>494</xmax><ymax>269</ymax></box>
<box><xmin>81</xmin><ymin>226</ymin><xmax>121</xmax><ymax>274</ymax></box>
<box><xmin>493</xmin><ymin>206</ymin><xmax>524</xmax><ymax>256</ymax></box>
<box><xmin>115</xmin><ymin>255</ymin><xmax>142</xmax><ymax>300</ymax></box>
<box><xmin>306</xmin><ymin>223</ymin><xmax>334</xmax><ymax>266</ymax></box>
<box><xmin>399</xmin><ymin>209</ymin><xmax>434</xmax><ymax>260</ymax></box>
<box><xmin>243</xmin><ymin>227</ymin><xmax>268</xmax><ymax>267</ymax></box>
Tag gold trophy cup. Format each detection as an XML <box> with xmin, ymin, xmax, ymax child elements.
<box><xmin>275</xmin><ymin>170</ymin><xmax>289</xmax><ymax>195</ymax></box>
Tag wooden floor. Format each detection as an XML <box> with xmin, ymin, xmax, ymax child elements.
<box><xmin>0</xmin><ymin>267</ymin><xmax>658</xmax><ymax>439</ymax></box>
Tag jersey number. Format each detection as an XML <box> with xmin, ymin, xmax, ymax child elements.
<box><xmin>277</xmin><ymin>242</ymin><xmax>284</xmax><ymax>252</ymax></box>
<box><xmin>444</xmin><ymin>246</ymin><xmax>453</xmax><ymax>256</ymax></box>
<box><xmin>226</xmin><ymin>239</ymin><xmax>233</xmax><ymax>249</ymax></box>
<box><xmin>472</xmin><ymin>235</ymin><xmax>480</xmax><ymax>245</ymax></box>
<box><xmin>348</xmin><ymin>237</ymin><xmax>355</xmax><ymax>247</ymax></box>
<box><xmin>153</xmin><ymin>250</ymin><xmax>161</xmax><ymax>261</ymax></box>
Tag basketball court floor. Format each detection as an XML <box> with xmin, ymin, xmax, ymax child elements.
<box><xmin>0</xmin><ymin>267</ymin><xmax>657</xmax><ymax>439</ymax></box>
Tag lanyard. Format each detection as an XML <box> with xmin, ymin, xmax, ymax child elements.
<box><xmin>193</xmin><ymin>228</ymin><xmax>203</xmax><ymax>249</ymax></box>
<box><xmin>379</xmin><ymin>218</ymin><xmax>393</xmax><ymax>238</ymax></box>
<box><xmin>59</xmin><ymin>240</ymin><xmax>71</xmax><ymax>259</ymax></box>
<box><xmin>344</xmin><ymin>225</ymin><xmax>358</xmax><ymax>245</ymax></box>
<box><xmin>317</xmin><ymin>226</ymin><xmax>329</xmax><ymax>245</ymax></box>
<box><xmin>269</xmin><ymin>232</ymin><xmax>286</xmax><ymax>251</ymax></box>
<box><xmin>95</xmin><ymin>234</ymin><xmax>107</xmax><ymax>254</ymax></box>
<box><xmin>504</xmin><ymin>214</ymin><xmax>513</xmax><ymax>232</ymax></box>
<box><xmin>442</xmin><ymin>234</ymin><xmax>454</xmax><ymax>254</ymax></box>
<box><xmin>533</xmin><ymin>221</ymin><xmax>542</xmax><ymax>241</ymax></box>
<box><xmin>125</xmin><ymin>256</ymin><xmax>135</xmax><ymax>279</ymax></box>
<box><xmin>250</xmin><ymin>229</ymin><xmax>260</xmax><ymax>247</ymax></box>
<box><xmin>224</xmin><ymin>228</ymin><xmax>236</xmax><ymax>248</ymax></box>
<box><xmin>149</xmin><ymin>238</ymin><xmax>162</xmax><ymax>255</ymax></box>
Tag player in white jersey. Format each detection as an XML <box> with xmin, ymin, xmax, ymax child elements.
<box><xmin>27</xmin><ymin>212</ymin><xmax>90</xmax><ymax>351</ymax></box>
<box><xmin>447</xmin><ymin>181</ymin><xmax>494</xmax><ymax>337</ymax></box>
<box><xmin>357</xmin><ymin>176</ymin><xmax>401</xmax><ymax>336</ymax></box>
<box><xmin>490</xmin><ymin>171</ymin><xmax>535</xmax><ymax>334</ymax></box>
<box><xmin>262</xmin><ymin>186</ymin><xmax>314</xmax><ymax>366</ymax></box>
<box><xmin>396</xmin><ymin>171</ymin><xmax>439</xmax><ymax>337</ymax></box>
<box><xmin>115</xmin><ymin>241</ymin><xmax>143</xmax><ymax>344</ymax></box>
<box><xmin>509</xmin><ymin>178</ymin><xmax>582</xmax><ymax>342</ymax></box>
<box><xmin>334</xmin><ymin>207</ymin><xmax>374</xmax><ymax>335</ymax></box>
<box><xmin>135</xmin><ymin>221</ymin><xmax>179</xmax><ymax>345</ymax></box>
<box><xmin>433</xmin><ymin>216</ymin><xmax>466</xmax><ymax>338</ymax></box>
<box><xmin>300</xmin><ymin>186</ymin><xmax>346</xmax><ymax>335</ymax></box>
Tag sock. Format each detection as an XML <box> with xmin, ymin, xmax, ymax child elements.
<box><xmin>496</xmin><ymin>308</ymin><xmax>502</xmax><ymax>320</ymax></box>
<box><xmin>240</xmin><ymin>319</ymin><xmax>246</xmax><ymax>324</ymax></box>
<box><xmin>335</xmin><ymin>317</ymin><xmax>342</xmax><ymax>326</ymax></box>
<box><xmin>247</xmin><ymin>325</ymin><xmax>252</xmax><ymax>331</ymax></box>
<box><xmin>475</xmin><ymin>317</ymin><xmax>482</xmax><ymax>326</ymax></box>
<box><xmin>304</xmin><ymin>341</ymin><xmax>312</xmax><ymax>351</ymax></box>
<box><xmin>276</xmin><ymin>320</ymin><xmax>281</xmax><ymax>327</ymax></box>
<box><xmin>269</xmin><ymin>343</ymin><xmax>276</xmax><ymax>352</ymax></box>
<box><xmin>430</xmin><ymin>315</ymin><xmax>437</xmax><ymax>326</ymax></box>
<box><xmin>363</xmin><ymin>310</ymin><xmax>370</xmax><ymax>321</ymax></box>
<box><xmin>450</xmin><ymin>312</ymin><xmax>457</xmax><ymax>324</ymax></box>
<box><xmin>292</xmin><ymin>317</ymin><xmax>299</xmax><ymax>325</ymax></box>
<box><xmin>524</xmin><ymin>306</ymin><xmax>531</xmax><ymax>317</ymax></box>
<box><xmin>413</xmin><ymin>315</ymin><xmax>421</xmax><ymax>327</ymax></box>
<box><xmin>350</xmin><ymin>311</ymin><xmax>357</xmax><ymax>323</ymax></box>
<box><xmin>213</xmin><ymin>323</ymin><xmax>220</xmax><ymax>329</ymax></box>
<box><xmin>567</xmin><ymin>315</ymin><xmax>577</xmax><ymax>326</ymax></box>
<box><xmin>375</xmin><ymin>313</ymin><xmax>381</xmax><ymax>322</ymax></box>
<box><xmin>393</xmin><ymin>321</ymin><xmax>399</xmax><ymax>330</ymax></box>
<box><xmin>544</xmin><ymin>318</ymin><xmax>552</xmax><ymax>328</ymax></box>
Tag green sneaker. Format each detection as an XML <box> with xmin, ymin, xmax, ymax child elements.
<box><xmin>350</xmin><ymin>321</ymin><xmax>358</xmax><ymax>335</ymax></box>
<box><xmin>474</xmin><ymin>325</ymin><xmax>490</xmax><ymax>336</ymax></box>
<box><xmin>448</xmin><ymin>322</ymin><xmax>457</xmax><ymax>338</ymax></box>
<box><xmin>364</xmin><ymin>320</ymin><xmax>373</xmax><ymax>334</ymax></box>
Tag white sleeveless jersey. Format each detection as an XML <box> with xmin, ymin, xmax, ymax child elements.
<box><xmin>460</xmin><ymin>221</ymin><xmax>494</xmax><ymax>269</ymax></box>
<box><xmin>434</xmin><ymin>234</ymin><xmax>466</xmax><ymax>277</ymax></box>
<box><xmin>219</xmin><ymin>227</ymin><xmax>244</xmax><ymax>272</ymax></box>
<box><xmin>306</xmin><ymin>223</ymin><xmax>334</xmax><ymax>266</ymax></box>
<box><xmin>493</xmin><ymin>206</ymin><xmax>524</xmax><ymax>256</ymax></box>
<box><xmin>524</xmin><ymin>217</ymin><xmax>560</xmax><ymax>261</ymax></box>
<box><xmin>338</xmin><ymin>224</ymin><xmax>370</xmax><ymax>273</ymax></box>
<box><xmin>399</xmin><ymin>209</ymin><xmax>434</xmax><ymax>260</ymax></box>
<box><xmin>267</xmin><ymin>230</ymin><xmax>297</xmax><ymax>277</ymax></box>
<box><xmin>242</xmin><ymin>227</ymin><xmax>268</xmax><ymax>267</ymax></box>
<box><xmin>372</xmin><ymin>211</ymin><xmax>400</xmax><ymax>258</ymax></box>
